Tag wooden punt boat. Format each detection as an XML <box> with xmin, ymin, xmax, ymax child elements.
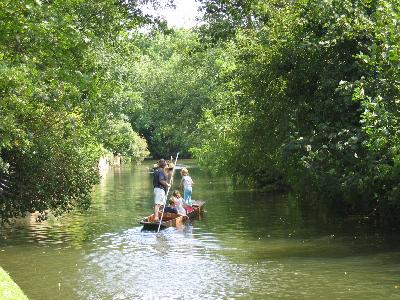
<box><xmin>187</xmin><ymin>200</ymin><xmax>205</xmax><ymax>218</ymax></box>
<box><xmin>140</xmin><ymin>212</ymin><xmax>187</xmax><ymax>230</ymax></box>
<box><xmin>140</xmin><ymin>200</ymin><xmax>205</xmax><ymax>231</ymax></box>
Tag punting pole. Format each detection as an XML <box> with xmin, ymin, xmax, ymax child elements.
<box><xmin>157</xmin><ymin>152</ymin><xmax>179</xmax><ymax>233</ymax></box>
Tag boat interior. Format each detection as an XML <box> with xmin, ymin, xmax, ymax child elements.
<box><xmin>146</xmin><ymin>212</ymin><xmax>180</xmax><ymax>222</ymax></box>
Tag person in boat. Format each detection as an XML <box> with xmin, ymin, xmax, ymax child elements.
<box><xmin>180</xmin><ymin>168</ymin><xmax>194</xmax><ymax>206</ymax></box>
<box><xmin>167</xmin><ymin>161</ymin><xmax>175</xmax><ymax>183</ymax></box>
<box><xmin>153</xmin><ymin>159</ymin><xmax>170</xmax><ymax>221</ymax></box>
<box><xmin>163</xmin><ymin>197</ymin><xmax>178</xmax><ymax>214</ymax></box>
<box><xmin>172</xmin><ymin>190</ymin><xmax>192</xmax><ymax>215</ymax></box>
<box><xmin>165</xmin><ymin>196</ymin><xmax>189</xmax><ymax>216</ymax></box>
<box><xmin>171</xmin><ymin>190</ymin><xmax>187</xmax><ymax>216</ymax></box>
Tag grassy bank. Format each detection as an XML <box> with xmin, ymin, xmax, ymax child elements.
<box><xmin>0</xmin><ymin>266</ymin><xmax>28</xmax><ymax>300</ymax></box>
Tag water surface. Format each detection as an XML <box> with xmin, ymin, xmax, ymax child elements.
<box><xmin>1</xmin><ymin>161</ymin><xmax>400</xmax><ymax>299</ymax></box>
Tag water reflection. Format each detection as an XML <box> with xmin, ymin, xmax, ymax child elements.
<box><xmin>1</xmin><ymin>161</ymin><xmax>400</xmax><ymax>299</ymax></box>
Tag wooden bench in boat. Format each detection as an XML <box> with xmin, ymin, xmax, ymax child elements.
<box><xmin>187</xmin><ymin>200</ymin><xmax>205</xmax><ymax>218</ymax></box>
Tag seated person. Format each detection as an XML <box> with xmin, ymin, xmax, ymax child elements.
<box><xmin>163</xmin><ymin>197</ymin><xmax>178</xmax><ymax>214</ymax></box>
<box><xmin>172</xmin><ymin>190</ymin><xmax>193</xmax><ymax>214</ymax></box>
<box><xmin>172</xmin><ymin>190</ymin><xmax>187</xmax><ymax>216</ymax></box>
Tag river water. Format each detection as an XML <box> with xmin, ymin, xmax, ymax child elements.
<box><xmin>1</xmin><ymin>160</ymin><xmax>400</xmax><ymax>299</ymax></box>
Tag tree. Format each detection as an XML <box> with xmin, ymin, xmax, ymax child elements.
<box><xmin>0</xmin><ymin>0</ymin><xmax>155</xmax><ymax>222</ymax></box>
<box><xmin>193</xmin><ymin>0</ymin><xmax>400</xmax><ymax>223</ymax></box>
<box><xmin>129</xmin><ymin>29</ymin><xmax>223</xmax><ymax>157</ymax></box>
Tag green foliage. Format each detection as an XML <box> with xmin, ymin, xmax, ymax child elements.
<box><xmin>102</xmin><ymin>118</ymin><xmax>149</xmax><ymax>162</ymax></box>
<box><xmin>130</xmin><ymin>29</ymin><xmax>223</xmax><ymax>157</ymax></box>
<box><xmin>192</xmin><ymin>0</ymin><xmax>400</xmax><ymax>222</ymax></box>
<box><xmin>1</xmin><ymin>107</ymin><xmax>102</xmax><ymax>220</ymax></box>
<box><xmin>197</xmin><ymin>0</ymin><xmax>270</xmax><ymax>41</ymax></box>
<box><xmin>351</xmin><ymin>0</ymin><xmax>400</xmax><ymax>212</ymax></box>
<box><xmin>1</xmin><ymin>0</ymin><xmax>399</xmax><ymax>225</ymax></box>
<box><xmin>0</xmin><ymin>0</ymin><xmax>151</xmax><ymax>222</ymax></box>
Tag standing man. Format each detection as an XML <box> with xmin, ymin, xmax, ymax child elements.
<box><xmin>153</xmin><ymin>159</ymin><xmax>170</xmax><ymax>222</ymax></box>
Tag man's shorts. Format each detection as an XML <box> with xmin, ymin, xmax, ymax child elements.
<box><xmin>154</xmin><ymin>187</ymin><xmax>166</xmax><ymax>205</ymax></box>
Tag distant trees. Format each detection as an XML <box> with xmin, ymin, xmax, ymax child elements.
<box><xmin>128</xmin><ymin>29</ymin><xmax>224</xmax><ymax>157</ymax></box>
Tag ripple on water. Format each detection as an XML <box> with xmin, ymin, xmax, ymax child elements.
<box><xmin>3</xmin><ymin>163</ymin><xmax>400</xmax><ymax>300</ymax></box>
<box><xmin>75</xmin><ymin>227</ymin><xmax>253</xmax><ymax>300</ymax></box>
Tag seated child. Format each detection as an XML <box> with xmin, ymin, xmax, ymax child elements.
<box><xmin>163</xmin><ymin>197</ymin><xmax>178</xmax><ymax>214</ymax></box>
<box><xmin>172</xmin><ymin>190</ymin><xmax>187</xmax><ymax>216</ymax></box>
<box><xmin>172</xmin><ymin>190</ymin><xmax>194</xmax><ymax>214</ymax></box>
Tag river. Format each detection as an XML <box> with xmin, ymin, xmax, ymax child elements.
<box><xmin>1</xmin><ymin>160</ymin><xmax>400</xmax><ymax>299</ymax></box>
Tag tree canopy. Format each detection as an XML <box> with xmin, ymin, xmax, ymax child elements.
<box><xmin>1</xmin><ymin>0</ymin><xmax>400</xmax><ymax>226</ymax></box>
<box><xmin>130</xmin><ymin>0</ymin><xmax>400</xmax><ymax>225</ymax></box>
<box><xmin>0</xmin><ymin>0</ymin><xmax>156</xmax><ymax>221</ymax></box>
<box><xmin>191</xmin><ymin>0</ymin><xmax>400</xmax><ymax>223</ymax></box>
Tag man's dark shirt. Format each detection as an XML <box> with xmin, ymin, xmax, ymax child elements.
<box><xmin>153</xmin><ymin>168</ymin><xmax>168</xmax><ymax>191</ymax></box>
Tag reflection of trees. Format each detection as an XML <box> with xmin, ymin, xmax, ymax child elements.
<box><xmin>190</xmin><ymin>168</ymin><xmax>396</xmax><ymax>262</ymax></box>
<box><xmin>60</xmin><ymin>164</ymin><xmax>155</xmax><ymax>245</ymax></box>
<box><xmin>192</xmin><ymin>167</ymin><xmax>336</xmax><ymax>240</ymax></box>
<box><xmin>1</xmin><ymin>163</ymin><xmax>155</xmax><ymax>248</ymax></box>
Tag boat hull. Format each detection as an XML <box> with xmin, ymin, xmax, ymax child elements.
<box><xmin>140</xmin><ymin>212</ymin><xmax>187</xmax><ymax>230</ymax></box>
<box><xmin>187</xmin><ymin>200</ymin><xmax>205</xmax><ymax>219</ymax></box>
<box><xmin>140</xmin><ymin>200</ymin><xmax>205</xmax><ymax>231</ymax></box>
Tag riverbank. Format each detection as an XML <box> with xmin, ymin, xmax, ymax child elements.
<box><xmin>0</xmin><ymin>266</ymin><xmax>28</xmax><ymax>300</ymax></box>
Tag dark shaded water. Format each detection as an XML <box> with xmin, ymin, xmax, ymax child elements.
<box><xmin>1</xmin><ymin>160</ymin><xmax>400</xmax><ymax>299</ymax></box>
